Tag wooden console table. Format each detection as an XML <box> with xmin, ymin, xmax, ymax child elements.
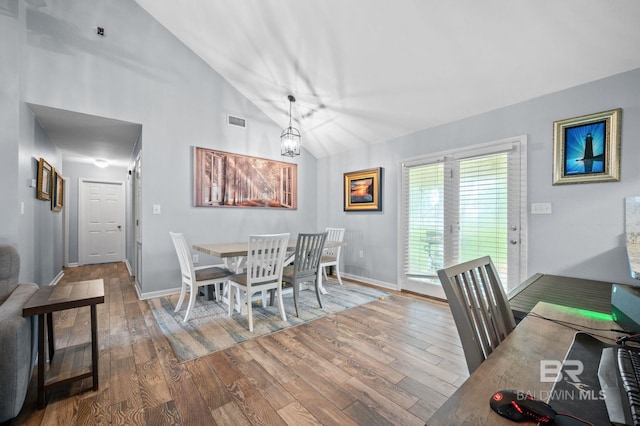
<box><xmin>23</xmin><ymin>279</ymin><xmax>104</xmax><ymax>408</ymax></box>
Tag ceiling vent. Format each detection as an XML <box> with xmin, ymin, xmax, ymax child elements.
<box><xmin>227</xmin><ymin>115</ymin><xmax>246</xmax><ymax>128</ymax></box>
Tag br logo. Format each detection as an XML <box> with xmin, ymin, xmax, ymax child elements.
<box><xmin>540</xmin><ymin>360</ymin><xmax>584</xmax><ymax>383</ymax></box>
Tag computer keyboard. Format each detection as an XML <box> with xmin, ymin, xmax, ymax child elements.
<box><xmin>597</xmin><ymin>346</ymin><xmax>640</xmax><ymax>426</ymax></box>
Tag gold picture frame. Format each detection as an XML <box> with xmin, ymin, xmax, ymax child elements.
<box><xmin>51</xmin><ymin>169</ymin><xmax>64</xmax><ymax>212</ymax></box>
<box><xmin>36</xmin><ymin>157</ymin><xmax>53</xmax><ymax>201</ymax></box>
<box><xmin>552</xmin><ymin>108</ymin><xmax>622</xmax><ymax>185</ymax></box>
<box><xmin>344</xmin><ymin>167</ymin><xmax>382</xmax><ymax>211</ymax></box>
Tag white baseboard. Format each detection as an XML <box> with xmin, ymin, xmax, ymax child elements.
<box><xmin>124</xmin><ymin>259</ymin><xmax>133</xmax><ymax>276</ymax></box>
<box><xmin>341</xmin><ymin>272</ymin><xmax>399</xmax><ymax>291</ymax></box>
<box><xmin>137</xmin><ymin>286</ymin><xmax>182</xmax><ymax>300</ymax></box>
<box><xmin>66</xmin><ymin>262</ymin><xmax>79</xmax><ymax>267</ymax></box>
<box><xmin>49</xmin><ymin>271</ymin><xmax>65</xmax><ymax>286</ymax></box>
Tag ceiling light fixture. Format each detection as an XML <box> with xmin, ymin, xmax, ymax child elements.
<box><xmin>280</xmin><ymin>95</ymin><xmax>300</xmax><ymax>157</ymax></box>
<box><xmin>94</xmin><ymin>158</ymin><xmax>109</xmax><ymax>168</ymax></box>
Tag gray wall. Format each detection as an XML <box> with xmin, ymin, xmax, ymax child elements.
<box><xmin>13</xmin><ymin>0</ymin><xmax>317</xmax><ymax>296</ymax></box>
<box><xmin>318</xmin><ymin>68</ymin><xmax>640</xmax><ymax>288</ymax></box>
<box><xmin>18</xmin><ymin>104</ymin><xmax>63</xmax><ymax>285</ymax></box>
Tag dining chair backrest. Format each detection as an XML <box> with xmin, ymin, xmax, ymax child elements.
<box><xmin>324</xmin><ymin>227</ymin><xmax>345</xmax><ymax>259</ymax></box>
<box><xmin>437</xmin><ymin>256</ymin><xmax>516</xmax><ymax>374</ymax></box>
<box><xmin>292</xmin><ymin>232</ymin><xmax>328</xmax><ymax>278</ymax></box>
<box><xmin>170</xmin><ymin>232</ymin><xmax>196</xmax><ymax>283</ymax></box>
<box><xmin>246</xmin><ymin>233</ymin><xmax>290</xmax><ymax>286</ymax></box>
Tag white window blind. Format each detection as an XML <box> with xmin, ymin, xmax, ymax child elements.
<box><xmin>399</xmin><ymin>137</ymin><xmax>526</xmax><ymax>296</ymax></box>
<box><xmin>405</xmin><ymin>162</ymin><xmax>445</xmax><ymax>278</ymax></box>
<box><xmin>455</xmin><ymin>153</ymin><xmax>509</xmax><ymax>283</ymax></box>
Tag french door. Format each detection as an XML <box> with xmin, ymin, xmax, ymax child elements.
<box><xmin>399</xmin><ymin>136</ymin><xmax>527</xmax><ymax>299</ymax></box>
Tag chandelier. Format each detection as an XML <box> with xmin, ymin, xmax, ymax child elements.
<box><xmin>280</xmin><ymin>95</ymin><xmax>300</xmax><ymax>157</ymax></box>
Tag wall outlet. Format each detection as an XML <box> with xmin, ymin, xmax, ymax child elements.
<box><xmin>152</xmin><ymin>204</ymin><xmax>161</xmax><ymax>215</ymax></box>
<box><xmin>192</xmin><ymin>254</ymin><xmax>199</xmax><ymax>264</ymax></box>
<box><xmin>531</xmin><ymin>202</ymin><xmax>552</xmax><ymax>215</ymax></box>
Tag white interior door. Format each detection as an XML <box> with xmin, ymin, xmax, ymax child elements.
<box><xmin>79</xmin><ymin>179</ymin><xmax>126</xmax><ymax>265</ymax></box>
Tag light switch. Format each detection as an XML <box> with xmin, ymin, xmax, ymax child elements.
<box><xmin>152</xmin><ymin>204</ymin><xmax>161</xmax><ymax>215</ymax></box>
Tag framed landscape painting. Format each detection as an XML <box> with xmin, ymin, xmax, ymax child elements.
<box><xmin>552</xmin><ymin>108</ymin><xmax>621</xmax><ymax>185</ymax></box>
<box><xmin>194</xmin><ymin>147</ymin><xmax>297</xmax><ymax>209</ymax></box>
<box><xmin>344</xmin><ymin>167</ymin><xmax>382</xmax><ymax>211</ymax></box>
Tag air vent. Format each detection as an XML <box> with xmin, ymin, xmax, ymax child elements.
<box><xmin>227</xmin><ymin>115</ymin><xmax>246</xmax><ymax>128</ymax></box>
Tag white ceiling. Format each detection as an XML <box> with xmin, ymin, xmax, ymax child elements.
<box><xmin>28</xmin><ymin>103</ymin><xmax>141</xmax><ymax>168</ymax></box>
<box><xmin>134</xmin><ymin>0</ymin><xmax>640</xmax><ymax>158</ymax></box>
<box><xmin>31</xmin><ymin>1</ymin><xmax>640</xmax><ymax>163</ymax></box>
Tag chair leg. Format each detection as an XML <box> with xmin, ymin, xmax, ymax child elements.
<box><xmin>175</xmin><ymin>282</ymin><xmax>187</xmax><ymax>312</ymax></box>
<box><xmin>228</xmin><ymin>285</ymin><xmax>235</xmax><ymax>317</ymax></box>
<box><xmin>315</xmin><ymin>274</ymin><xmax>323</xmax><ymax>309</ymax></box>
<box><xmin>247</xmin><ymin>291</ymin><xmax>254</xmax><ymax>332</ymax></box>
<box><xmin>293</xmin><ymin>282</ymin><xmax>300</xmax><ymax>317</ymax></box>
<box><xmin>275</xmin><ymin>286</ymin><xmax>287</xmax><ymax>323</ymax></box>
<box><xmin>335</xmin><ymin>265</ymin><xmax>343</xmax><ymax>285</ymax></box>
<box><xmin>184</xmin><ymin>285</ymin><xmax>197</xmax><ymax>322</ymax></box>
<box><xmin>214</xmin><ymin>282</ymin><xmax>221</xmax><ymax>301</ymax></box>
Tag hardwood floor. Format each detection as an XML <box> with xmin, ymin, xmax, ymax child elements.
<box><xmin>12</xmin><ymin>262</ymin><xmax>468</xmax><ymax>425</ymax></box>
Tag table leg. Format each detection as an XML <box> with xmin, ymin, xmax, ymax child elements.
<box><xmin>90</xmin><ymin>304</ymin><xmax>99</xmax><ymax>390</ymax></box>
<box><xmin>37</xmin><ymin>314</ymin><xmax>45</xmax><ymax>409</ymax></box>
<box><xmin>46</xmin><ymin>312</ymin><xmax>54</xmax><ymax>361</ymax></box>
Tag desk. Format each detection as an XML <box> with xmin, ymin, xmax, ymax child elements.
<box><xmin>427</xmin><ymin>301</ymin><xmax>618</xmax><ymax>425</ymax></box>
<box><xmin>22</xmin><ymin>279</ymin><xmax>104</xmax><ymax>409</ymax></box>
<box><xmin>508</xmin><ymin>273</ymin><xmax>613</xmax><ymax>321</ymax></box>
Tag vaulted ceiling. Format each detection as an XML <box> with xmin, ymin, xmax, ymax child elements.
<box><xmin>31</xmin><ymin>1</ymin><xmax>640</xmax><ymax>164</ymax></box>
<box><xmin>134</xmin><ymin>0</ymin><xmax>640</xmax><ymax>158</ymax></box>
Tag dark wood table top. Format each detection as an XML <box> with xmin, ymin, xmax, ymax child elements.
<box><xmin>508</xmin><ymin>273</ymin><xmax>613</xmax><ymax>320</ymax></box>
<box><xmin>23</xmin><ymin>279</ymin><xmax>105</xmax><ymax>317</ymax></box>
<box><xmin>427</xmin><ymin>301</ymin><xmax>619</xmax><ymax>425</ymax></box>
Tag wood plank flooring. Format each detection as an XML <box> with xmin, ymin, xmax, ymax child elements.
<box><xmin>11</xmin><ymin>262</ymin><xmax>467</xmax><ymax>425</ymax></box>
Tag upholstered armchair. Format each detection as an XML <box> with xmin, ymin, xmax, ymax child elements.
<box><xmin>0</xmin><ymin>245</ymin><xmax>38</xmax><ymax>422</ymax></box>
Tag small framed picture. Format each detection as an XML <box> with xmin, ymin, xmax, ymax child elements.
<box><xmin>552</xmin><ymin>108</ymin><xmax>622</xmax><ymax>185</ymax></box>
<box><xmin>37</xmin><ymin>157</ymin><xmax>53</xmax><ymax>201</ymax></box>
<box><xmin>344</xmin><ymin>167</ymin><xmax>382</xmax><ymax>211</ymax></box>
<box><xmin>51</xmin><ymin>170</ymin><xmax>64</xmax><ymax>212</ymax></box>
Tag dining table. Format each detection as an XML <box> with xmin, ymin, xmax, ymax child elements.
<box><xmin>193</xmin><ymin>239</ymin><xmax>344</xmax><ymax>312</ymax></box>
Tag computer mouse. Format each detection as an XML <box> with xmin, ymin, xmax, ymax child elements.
<box><xmin>490</xmin><ymin>390</ymin><xmax>557</xmax><ymax>423</ymax></box>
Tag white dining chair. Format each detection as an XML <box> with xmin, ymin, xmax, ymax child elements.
<box><xmin>170</xmin><ymin>232</ymin><xmax>233</xmax><ymax>322</ymax></box>
<box><xmin>228</xmin><ymin>233</ymin><xmax>290</xmax><ymax>332</ymax></box>
<box><xmin>317</xmin><ymin>227</ymin><xmax>345</xmax><ymax>292</ymax></box>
